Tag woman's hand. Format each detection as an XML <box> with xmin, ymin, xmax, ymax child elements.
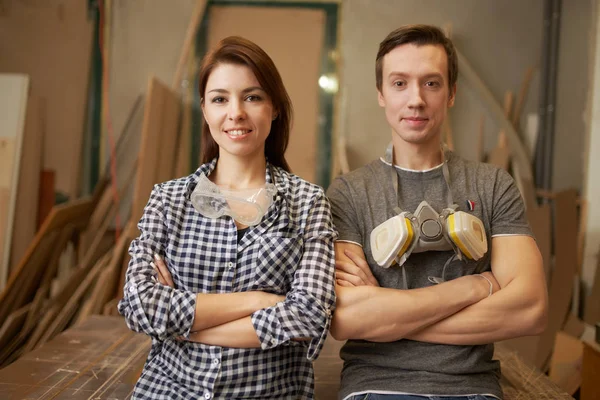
<box><xmin>153</xmin><ymin>253</ymin><xmax>175</xmax><ymax>288</ymax></box>
<box><xmin>336</xmin><ymin>249</ymin><xmax>380</xmax><ymax>287</ymax></box>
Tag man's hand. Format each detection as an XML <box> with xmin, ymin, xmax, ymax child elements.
<box><xmin>336</xmin><ymin>248</ymin><xmax>379</xmax><ymax>287</ymax></box>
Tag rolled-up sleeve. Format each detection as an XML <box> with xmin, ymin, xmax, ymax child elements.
<box><xmin>117</xmin><ymin>185</ymin><xmax>196</xmax><ymax>340</ymax></box>
<box><xmin>250</xmin><ymin>191</ymin><xmax>337</xmax><ymax>361</ymax></box>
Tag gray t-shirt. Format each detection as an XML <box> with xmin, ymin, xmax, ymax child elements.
<box><xmin>326</xmin><ymin>151</ymin><xmax>532</xmax><ymax>400</ymax></box>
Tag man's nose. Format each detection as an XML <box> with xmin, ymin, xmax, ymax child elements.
<box><xmin>407</xmin><ymin>85</ymin><xmax>425</xmax><ymax>108</ymax></box>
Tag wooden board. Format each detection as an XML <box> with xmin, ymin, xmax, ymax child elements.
<box><xmin>131</xmin><ymin>77</ymin><xmax>181</xmax><ymax>230</ymax></box>
<box><xmin>37</xmin><ymin>169</ymin><xmax>56</xmax><ymax>228</ymax></box>
<box><xmin>0</xmin><ymin>304</ymin><xmax>31</xmax><ymax>358</ymax></box>
<box><xmin>584</xmin><ymin>244</ymin><xmax>600</xmax><ymax>324</ymax></box>
<box><xmin>0</xmin><ymin>138</ymin><xmax>16</xmax><ymax>187</ymax></box>
<box><xmin>536</xmin><ymin>190</ymin><xmax>579</xmax><ymax>369</ymax></box>
<box><xmin>0</xmin><ymin>316</ymin><xmax>150</xmax><ymax>400</ymax></box>
<box><xmin>581</xmin><ymin>341</ymin><xmax>600</xmax><ymax>400</ymax></box>
<box><xmin>0</xmin><ymin>0</ymin><xmax>93</xmax><ymax>198</ymax></box>
<box><xmin>549</xmin><ymin>331</ymin><xmax>583</xmax><ymax>395</ymax></box>
<box><xmin>0</xmin><ymin>316</ymin><xmax>572</xmax><ymax>399</ymax></box>
<box><xmin>9</xmin><ymin>94</ymin><xmax>43</xmax><ymax>273</ymax></box>
<box><xmin>0</xmin><ymin>74</ymin><xmax>30</xmax><ymax>292</ymax></box>
<box><xmin>0</xmin><ymin>197</ymin><xmax>94</xmax><ymax>325</ymax></box>
<box><xmin>0</xmin><ymin>189</ymin><xmax>9</xmax><ymax>268</ymax></box>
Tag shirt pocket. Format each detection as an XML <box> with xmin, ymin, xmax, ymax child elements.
<box><xmin>249</xmin><ymin>235</ymin><xmax>303</xmax><ymax>294</ymax></box>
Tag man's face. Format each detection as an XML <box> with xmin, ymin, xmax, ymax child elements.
<box><xmin>378</xmin><ymin>43</ymin><xmax>456</xmax><ymax>148</ymax></box>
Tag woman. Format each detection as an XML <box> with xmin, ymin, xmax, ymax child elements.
<box><xmin>118</xmin><ymin>36</ymin><xmax>337</xmax><ymax>399</ymax></box>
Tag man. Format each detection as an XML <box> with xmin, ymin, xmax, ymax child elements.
<box><xmin>327</xmin><ymin>24</ymin><xmax>548</xmax><ymax>400</ymax></box>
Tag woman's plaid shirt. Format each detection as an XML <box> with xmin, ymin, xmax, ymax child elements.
<box><xmin>118</xmin><ymin>160</ymin><xmax>337</xmax><ymax>399</ymax></box>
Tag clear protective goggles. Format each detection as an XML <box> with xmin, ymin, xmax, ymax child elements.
<box><xmin>190</xmin><ymin>174</ymin><xmax>276</xmax><ymax>226</ymax></box>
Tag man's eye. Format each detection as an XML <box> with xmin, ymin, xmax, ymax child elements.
<box><xmin>393</xmin><ymin>81</ymin><xmax>405</xmax><ymax>87</ymax></box>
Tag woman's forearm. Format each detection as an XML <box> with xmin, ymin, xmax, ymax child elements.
<box><xmin>192</xmin><ymin>292</ymin><xmax>284</xmax><ymax>331</ymax></box>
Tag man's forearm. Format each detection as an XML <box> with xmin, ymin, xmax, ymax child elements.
<box><xmin>406</xmin><ymin>275</ymin><xmax>547</xmax><ymax>345</ymax></box>
<box><xmin>331</xmin><ymin>274</ymin><xmax>490</xmax><ymax>342</ymax></box>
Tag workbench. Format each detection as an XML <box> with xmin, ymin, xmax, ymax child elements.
<box><xmin>0</xmin><ymin>316</ymin><xmax>573</xmax><ymax>399</ymax></box>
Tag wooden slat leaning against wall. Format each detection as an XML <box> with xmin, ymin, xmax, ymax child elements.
<box><xmin>9</xmin><ymin>94</ymin><xmax>43</xmax><ymax>274</ymax></box>
<box><xmin>130</xmin><ymin>76</ymin><xmax>182</xmax><ymax>236</ymax></box>
<box><xmin>0</xmin><ymin>73</ymin><xmax>30</xmax><ymax>292</ymax></box>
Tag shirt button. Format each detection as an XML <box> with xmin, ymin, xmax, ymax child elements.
<box><xmin>204</xmin><ymin>391</ymin><xmax>212</xmax><ymax>399</ymax></box>
<box><xmin>227</xmin><ymin>262</ymin><xmax>234</xmax><ymax>269</ymax></box>
<box><xmin>129</xmin><ymin>285</ymin><xmax>136</xmax><ymax>293</ymax></box>
<box><xmin>212</xmin><ymin>358</ymin><xmax>219</xmax><ymax>365</ymax></box>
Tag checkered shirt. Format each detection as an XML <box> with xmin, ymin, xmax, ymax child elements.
<box><xmin>118</xmin><ymin>159</ymin><xmax>337</xmax><ymax>399</ymax></box>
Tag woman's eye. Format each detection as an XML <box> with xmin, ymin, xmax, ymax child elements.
<box><xmin>246</xmin><ymin>95</ymin><xmax>262</xmax><ymax>102</ymax></box>
<box><xmin>211</xmin><ymin>97</ymin><xmax>226</xmax><ymax>103</ymax></box>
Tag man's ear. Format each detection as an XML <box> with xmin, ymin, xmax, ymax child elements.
<box><xmin>448</xmin><ymin>84</ymin><xmax>457</xmax><ymax>108</ymax></box>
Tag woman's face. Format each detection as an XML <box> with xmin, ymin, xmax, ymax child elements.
<box><xmin>202</xmin><ymin>63</ymin><xmax>276</xmax><ymax>161</ymax></box>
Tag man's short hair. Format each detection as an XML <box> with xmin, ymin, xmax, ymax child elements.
<box><xmin>376</xmin><ymin>24</ymin><xmax>458</xmax><ymax>92</ymax></box>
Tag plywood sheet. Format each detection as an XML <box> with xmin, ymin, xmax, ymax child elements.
<box><xmin>536</xmin><ymin>190</ymin><xmax>579</xmax><ymax>369</ymax></box>
<box><xmin>131</xmin><ymin>77</ymin><xmax>181</xmax><ymax>229</ymax></box>
<box><xmin>9</xmin><ymin>95</ymin><xmax>43</xmax><ymax>273</ymax></box>
<box><xmin>0</xmin><ymin>73</ymin><xmax>30</xmax><ymax>292</ymax></box>
<box><xmin>0</xmin><ymin>138</ymin><xmax>16</xmax><ymax>188</ymax></box>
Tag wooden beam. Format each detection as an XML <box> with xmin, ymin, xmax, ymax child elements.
<box><xmin>172</xmin><ymin>0</ymin><xmax>208</xmax><ymax>89</ymax></box>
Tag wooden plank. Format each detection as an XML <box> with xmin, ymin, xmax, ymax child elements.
<box><xmin>131</xmin><ymin>77</ymin><xmax>181</xmax><ymax>230</ymax></box>
<box><xmin>77</xmin><ymin>230</ymin><xmax>130</xmax><ymax>323</ymax></box>
<box><xmin>23</xmin><ymin>225</ymin><xmax>78</xmax><ymax>332</ymax></box>
<box><xmin>457</xmin><ymin>51</ymin><xmax>533</xmax><ymax>181</ymax></box>
<box><xmin>37</xmin><ymin>169</ymin><xmax>55</xmax><ymax>229</ymax></box>
<box><xmin>172</xmin><ymin>0</ymin><xmax>208</xmax><ymax>89</ymax></box>
<box><xmin>549</xmin><ymin>331</ymin><xmax>583</xmax><ymax>395</ymax></box>
<box><xmin>536</xmin><ymin>190</ymin><xmax>579</xmax><ymax>370</ymax></box>
<box><xmin>0</xmin><ymin>231</ymin><xmax>58</xmax><ymax>329</ymax></box>
<box><xmin>0</xmin><ymin>304</ymin><xmax>31</xmax><ymax>359</ymax></box>
<box><xmin>9</xmin><ymin>94</ymin><xmax>43</xmax><ymax>274</ymax></box>
<box><xmin>0</xmin><ymin>316</ymin><xmax>150</xmax><ymax>400</ymax></box>
<box><xmin>0</xmin><ymin>189</ymin><xmax>9</xmax><ymax>267</ymax></box>
<box><xmin>0</xmin><ymin>197</ymin><xmax>94</xmax><ymax>324</ymax></box>
<box><xmin>0</xmin><ymin>138</ymin><xmax>16</xmax><ymax>187</ymax></box>
<box><xmin>581</xmin><ymin>341</ymin><xmax>600</xmax><ymax>400</ymax></box>
<box><xmin>512</xmin><ymin>67</ymin><xmax>535</xmax><ymax>128</ymax></box>
<box><xmin>0</xmin><ymin>73</ymin><xmax>30</xmax><ymax>292</ymax></box>
<box><xmin>584</xmin><ymin>244</ymin><xmax>600</xmax><ymax>324</ymax></box>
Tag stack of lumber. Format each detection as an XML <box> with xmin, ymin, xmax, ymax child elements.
<box><xmin>0</xmin><ymin>76</ymin><xmax>182</xmax><ymax>368</ymax></box>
